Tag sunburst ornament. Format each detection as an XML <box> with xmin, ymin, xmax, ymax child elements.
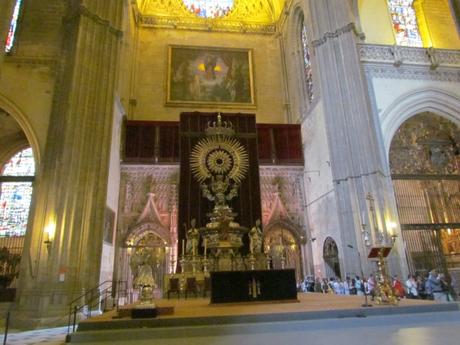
<box><xmin>190</xmin><ymin>135</ymin><xmax>249</xmax><ymax>183</ymax></box>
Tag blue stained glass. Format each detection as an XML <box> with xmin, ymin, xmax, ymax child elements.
<box><xmin>0</xmin><ymin>148</ymin><xmax>34</xmax><ymax>238</ymax></box>
<box><xmin>5</xmin><ymin>0</ymin><xmax>22</xmax><ymax>53</ymax></box>
<box><xmin>183</xmin><ymin>0</ymin><xmax>233</xmax><ymax>18</ymax></box>
<box><xmin>0</xmin><ymin>182</ymin><xmax>32</xmax><ymax>237</ymax></box>
<box><xmin>387</xmin><ymin>0</ymin><xmax>423</xmax><ymax>47</ymax></box>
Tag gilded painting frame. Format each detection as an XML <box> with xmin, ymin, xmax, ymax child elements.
<box><xmin>166</xmin><ymin>45</ymin><xmax>256</xmax><ymax>108</ymax></box>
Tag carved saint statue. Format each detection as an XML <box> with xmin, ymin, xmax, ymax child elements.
<box><xmin>186</xmin><ymin>218</ymin><xmax>200</xmax><ymax>256</ymax></box>
<box><xmin>249</xmin><ymin>219</ymin><xmax>263</xmax><ymax>254</ymax></box>
<box><xmin>131</xmin><ymin>248</ymin><xmax>155</xmax><ymax>288</ymax></box>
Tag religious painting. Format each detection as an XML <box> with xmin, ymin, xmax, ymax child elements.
<box><xmin>103</xmin><ymin>207</ymin><xmax>116</xmax><ymax>245</ymax></box>
<box><xmin>167</xmin><ymin>46</ymin><xmax>255</xmax><ymax>108</ymax></box>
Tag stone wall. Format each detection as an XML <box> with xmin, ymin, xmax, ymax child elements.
<box><xmin>129</xmin><ymin>27</ymin><xmax>286</xmax><ymax>124</ymax></box>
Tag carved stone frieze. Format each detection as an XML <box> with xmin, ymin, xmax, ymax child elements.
<box><xmin>259</xmin><ymin>166</ymin><xmax>305</xmax><ymax>229</ymax></box>
<box><xmin>359</xmin><ymin>44</ymin><xmax>460</xmax><ymax>82</ymax></box>
<box><xmin>363</xmin><ymin>64</ymin><xmax>460</xmax><ymax>82</ymax></box>
<box><xmin>359</xmin><ymin>44</ymin><xmax>460</xmax><ymax>67</ymax></box>
<box><xmin>119</xmin><ymin>165</ymin><xmax>179</xmax><ymax>239</ymax></box>
<box><xmin>139</xmin><ymin>15</ymin><xmax>276</xmax><ymax>34</ymax></box>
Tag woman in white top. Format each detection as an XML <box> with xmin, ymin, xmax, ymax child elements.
<box><xmin>406</xmin><ymin>274</ymin><xmax>419</xmax><ymax>299</ymax></box>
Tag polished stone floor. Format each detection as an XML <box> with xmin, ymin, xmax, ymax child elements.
<box><xmin>2</xmin><ymin>310</ymin><xmax>459</xmax><ymax>345</ymax></box>
<box><xmin>1</xmin><ymin>326</ymin><xmax>67</xmax><ymax>345</ymax></box>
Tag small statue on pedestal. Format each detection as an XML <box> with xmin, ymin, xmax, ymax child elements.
<box><xmin>249</xmin><ymin>219</ymin><xmax>263</xmax><ymax>254</ymax></box>
<box><xmin>186</xmin><ymin>218</ymin><xmax>200</xmax><ymax>256</ymax></box>
<box><xmin>131</xmin><ymin>248</ymin><xmax>156</xmax><ymax>305</ymax></box>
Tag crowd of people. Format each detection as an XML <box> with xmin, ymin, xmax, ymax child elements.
<box><xmin>299</xmin><ymin>269</ymin><xmax>458</xmax><ymax>302</ymax></box>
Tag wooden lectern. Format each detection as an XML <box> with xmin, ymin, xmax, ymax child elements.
<box><xmin>368</xmin><ymin>246</ymin><xmax>392</xmax><ymax>259</ymax></box>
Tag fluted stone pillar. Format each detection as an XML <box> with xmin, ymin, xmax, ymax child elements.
<box><xmin>14</xmin><ymin>0</ymin><xmax>123</xmax><ymax>326</ymax></box>
<box><xmin>308</xmin><ymin>0</ymin><xmax>408</xmax><ymax>278</ymax></box>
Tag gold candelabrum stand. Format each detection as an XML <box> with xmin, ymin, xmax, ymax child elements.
<box><xmin>372</xmin><ymin>247</ymin><xmax>398</xmax><ymax>305</ymax></box>
<box><xmin>365</xmin><ymin>193</ymin><xmax>398</xmax><ymax>305</ymax></box>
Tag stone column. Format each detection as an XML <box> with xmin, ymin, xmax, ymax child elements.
<box><xmin>307</xmin><ymin>0</ymin><xmax>408</xmax><ymax>278</ymax></box>
<box><xmin>14</xmin><ymin>0</ymin><xmax>123</xmax><ymax>326</ymax></box>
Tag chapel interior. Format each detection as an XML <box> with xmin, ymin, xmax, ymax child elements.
<box><xmin>0</xmin><ymin>0</ymin><xmax>460</xmax><ymax>328</ymax></box>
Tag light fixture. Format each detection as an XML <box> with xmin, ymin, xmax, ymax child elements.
<box><xmin>390</xmin><ymin>233</ymin><xmax>398</xmax><ymax>244</ymax></box>
<box><xmin>387</xmin><ymin>221</ymin><xmax>398</xmax><ymax>244</ymax></box>
<box><xmin>44</xmin><ymin>222</ymin><xmax>55</xmax><ymax>254</ymax></box>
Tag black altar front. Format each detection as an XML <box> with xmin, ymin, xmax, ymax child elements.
<box><xmin>210</xmin><ymin>269</ymin><xmax>297</xmax><ymax>303</ymax></box>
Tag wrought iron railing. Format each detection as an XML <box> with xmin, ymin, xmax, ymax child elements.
<box><xmin>65</xmin><ymin>280</ymin><xmax>127</xmax><ymax>342</ymax></box>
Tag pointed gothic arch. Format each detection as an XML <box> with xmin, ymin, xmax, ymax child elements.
<box><xmin>264</xmin><ymin>219</ymin><xmax>303</xmax><ymax>282</ymax></box>
<box><xmin>0</xmin><ymin>93</ymin><xmax>41</xmax><ymax>166</ymax></box>
<box><xmin>381</xmin><ymin>88</ymin><xmax>460</xmax><ymax>156</ymax></box>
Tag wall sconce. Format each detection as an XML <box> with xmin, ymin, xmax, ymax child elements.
<box><xmin>390</xmin><ymin>233</ymin><xmax>398</xmax><ymax>244</ymax></box>
<box><xmin>387</xmin><ymin>221</ymin><xmax>398</xmax><ymax>244</ymax></box>
<box><xmin>44</xmin><ymin>223</ymin><xmax>55</xmax><ymax>254</ymax></box>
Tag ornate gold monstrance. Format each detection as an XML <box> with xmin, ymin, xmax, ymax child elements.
<box><xmin>189</xmin><ymin>114</ymin><xmax>249</xmax><ymax>271</ymax></box>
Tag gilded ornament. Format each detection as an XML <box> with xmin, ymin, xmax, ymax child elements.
<box><xmin>190</xmin><ymin>135</ymin><xmax>248</xmax><ymax>184</ymax></box>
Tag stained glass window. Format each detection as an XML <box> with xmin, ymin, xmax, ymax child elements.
<box><xmin>301</xmin><ymin>24</ymin><xmax>313</xmax><ymax>103</ymax></box>
<box><xmin>183</xmin><ymin>0</ymin><xmax>233</xmax><ymax>18</ymax></box>
<box><xmin>0</xmin><ymin>148</ymin><xmax>34</xmax><ymax>237</ymax></box>
<box><xmin>5</xmin><ymin>0</ymin><xmax>23</xmax><ymax>53</ymax></box>
<box><xmin>387</xmin><ymin>0</ymin><xmax>423</xmax><ymax>47</ymax></box>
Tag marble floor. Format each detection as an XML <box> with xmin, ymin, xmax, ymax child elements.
<box><xmin>2</xmin><ymin>293</ymin><xmax>459</xmax><ymax>345</ymax></box>
<box><xmin>1</xmin><ymin>326</ymin><xmax>67</xmax><ymax>345</ymax></box>
<box><xmin>2</xmin><ymin>310</ymin><xmax>460</xmax><ymax>345</ymax></box>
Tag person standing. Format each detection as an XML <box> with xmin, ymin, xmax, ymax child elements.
<box><xmin>428</xmin><ymin>269</ymin><xmax>448</xmax><ymax>302</ymax></box>
<box><xmin>367</xmin><ymin>274</ymin><xmax>376</xmax><ymax>300</ymax></box>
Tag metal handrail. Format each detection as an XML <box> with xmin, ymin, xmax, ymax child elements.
<box><xmin>66</xmin><ymin>280</ymin><xmax>127</xmax><ymax>342</ymax></box>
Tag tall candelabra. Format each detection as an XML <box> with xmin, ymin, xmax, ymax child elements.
<box><xmin>364</xmin><ymin>193</ymin><xmax>398</xmax><ymax>305</ymax></box>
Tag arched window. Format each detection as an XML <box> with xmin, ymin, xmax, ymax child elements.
<box><xmin>5</xmin><ymin>0</ymin><xmax>23</xmax><ymax>53</ymax></box>
<box><xmin>301</xmin><ymin>20</ymin><xmax>313</xmax><ymax>103</ymax></box>
<box><xmin>387</xmin><ymin>0</ymin><xmax>423</xmax><ymax>47</ymax></box>
<box><xmin>183</xmin><ymin>0</ymin><xmax>234</xmax><ymax>18</ymax></box>
<box><xmin>0</xmin><ymin>148</ymin><xmax>35</xmax><ymax>237</ymax></box>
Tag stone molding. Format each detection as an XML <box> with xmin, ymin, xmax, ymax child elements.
<box><xmin>359</xmin><ymin>44</ymin><xmax>460</xmax><ymax>82</ymax></box>
<box><xmin>139</xmin><ymin>15</ymin><xmax>276</xmax><ymax>34</ymax></box>
<box><xmin>311</xmin><ymin>22</ymin><xmax>365</xmax><ymax>48</ymax></box>
<box><xmin>3</xmin><ymin>56</ymin><xmax>57</xmax><ymax>69</ymax></box>
<box><xmin>380</xmin><ymin>88</ymin><xmax>460</xmax><ymax>153</ymax></box>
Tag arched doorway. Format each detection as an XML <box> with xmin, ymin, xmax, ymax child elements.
<box><xmin>389</xmin><ymin>112</ymin><xmax>460</xmax><ymax>283</ymax></box>
<box><xmin>323</xmin><ymin>237</ymin><xmax>341</xmax><ymax>278</ymax></box>
<box><xmin>264</xmin><ymin>226</ymin><xmax>302</xmax><ymax>282</ymax></box>
<box><xmin>124</xmin><ymin>226</ymin><xmax>171</xmax><ymax>300</ymax></box>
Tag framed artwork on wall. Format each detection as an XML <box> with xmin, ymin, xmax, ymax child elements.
<box><xmin>166</xmin><ymin>45</ymin><xmax>256</xmax><ymax>108</ymax></box>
